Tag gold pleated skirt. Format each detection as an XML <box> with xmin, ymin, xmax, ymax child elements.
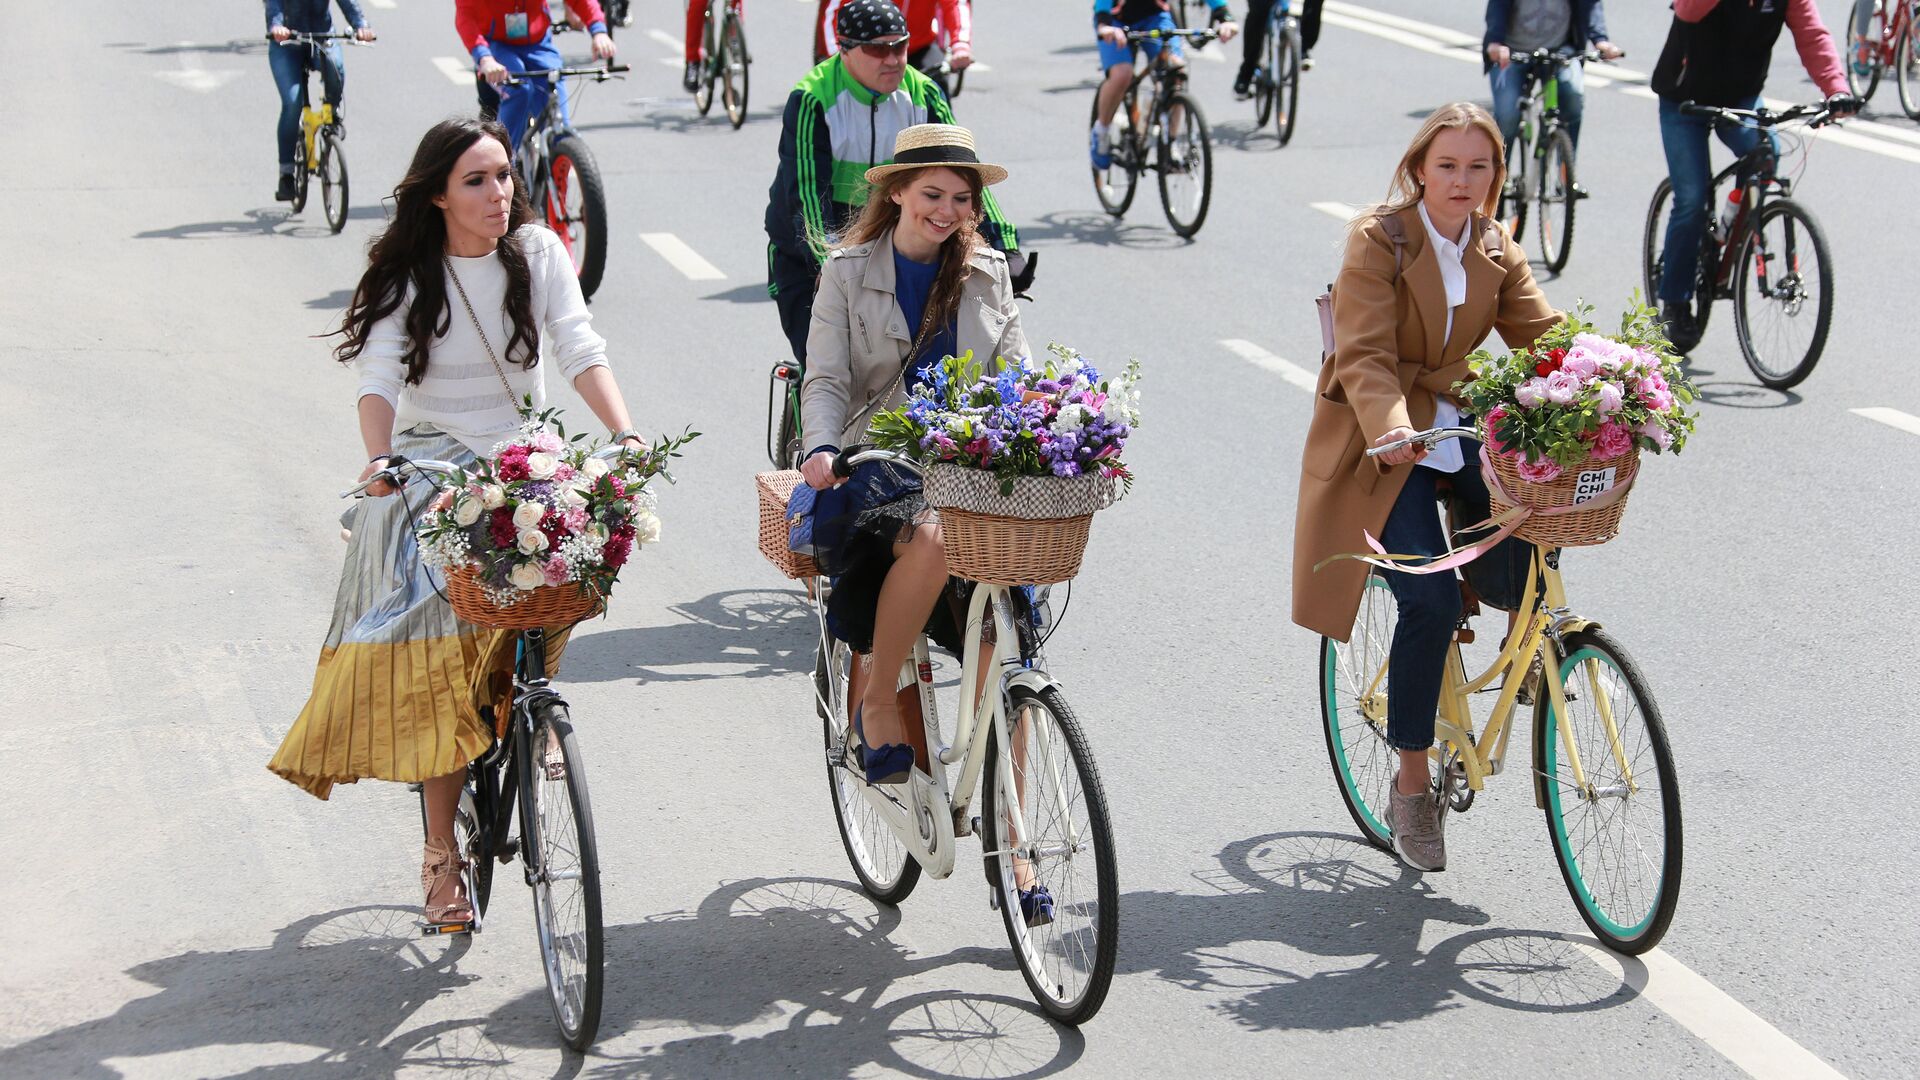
<box><xmin>269</xmin><ymin>427</ymin><xmax>569</xmax><ymax>800</ymax></box>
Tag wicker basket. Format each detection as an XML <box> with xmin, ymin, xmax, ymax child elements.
<box><xmin>1484</xmin><ymin>447</ymin><xmax>1640</xmax><ymax>547</ymax></box>
<box><xmin>755</xmin><ymin>470</ymin><xmax>819</xmax><ymax>579</ymax></box>
<box><xmin>445</xmin><ymin>564</ymin><xmax>603</xmax><ymax>630</ymax></box>
<box><xmin>923</xmin><ymin>466</ymin><xmax>1117</xmax><ymax>586</ymax></box>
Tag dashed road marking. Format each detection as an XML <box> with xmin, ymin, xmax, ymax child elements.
<box><xmin>431</xmin><ymin>56</ymin><xmax>473</xmax><ymax>85</ymax></box>
<box><xmin>1852</xmin><ymin>406</ymin><xmax>1920</xmax><ymax>437</ymax></box>
<box><xmin>365</xmin><ymin>0</ymin><xmax>397</xmax><ymax>9</ymax></box>
<box><xmin>640</xmin><ymin>232</ymin><xmax>726</xmax><ymax>280</ymax></box>
<box><xmin>648</xmin><ymin>29</ymin><xmax>685</xmax><ymax>53</ymax></box>
<box><xmin>1220</xmin><ymin>339</ymin><xmax>1319</xmax><ymax>393</ymax></box>
<box><xmin>1309</xmin><ymin>201</ymin><xmax>1363</xmax><ymax>222</ymax></box>
<box><xmin>154</xmin><ymin>68</ymin><xmax>242</xmax><ymax>93</ymax></box>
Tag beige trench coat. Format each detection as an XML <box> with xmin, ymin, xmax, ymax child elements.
<box><xmin>1291</xmin><ymin>206</ymin><xmax>1561</xmax><ymax>641</ymax></box>
<box><xmin>801</xmin><ymin>228</ymin><xmax>1032</xmax><ymax>451</ymax></box>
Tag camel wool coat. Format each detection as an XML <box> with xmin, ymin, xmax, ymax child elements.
<box><xmin>1291</xmin><ymin>206</ymin><xmax>1561</xmax><ymax>641</ymax></box>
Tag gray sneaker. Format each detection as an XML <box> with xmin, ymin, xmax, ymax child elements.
<box><xmin>1389</xmin><ymin>781</ymin><xmax>1447</xmax><ymax>872</ymax></box>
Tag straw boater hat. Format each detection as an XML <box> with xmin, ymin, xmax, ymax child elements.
<box><xmin>864</xmin><ymin>124</ymin><xmax>1009</xmax><ymax>187</ymax></box>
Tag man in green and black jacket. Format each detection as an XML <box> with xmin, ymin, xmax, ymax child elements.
<box><xmin>765</xmin><ymin>0</ymin><xmax>1024</xmax><ymax>365</ymax></box>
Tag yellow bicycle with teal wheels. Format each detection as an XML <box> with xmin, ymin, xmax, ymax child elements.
<box><xmin>1319</xmin><ymin>427</ymin><xmax>1682</xmax><ymax>954</ymax></box>
<box><xmin>274</xmin><ymin>30</ymin><xmax>364</xmax><ymax>233</ymax></box>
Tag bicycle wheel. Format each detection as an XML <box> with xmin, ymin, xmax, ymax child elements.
<box><xmin>1252</xmin><ymin>30</ymin><xmax>1275</xmax><ymax>128</ymax></box>
<box><xmin>291</xmin><ymin>132</ymin><xmax>311</xmax><ymax>214</ymax></box>
<box><xmin>545</xmin><ymin>135</ymin><xmax>610</xmax><ymax>301</ymax></box>
<box><xmin>722</xmin><ymin>11</ymin><xmax>749</xmax><ymax>130</ymax></box>
<box><xmin>1536</xmin><ymin>128</ymin><xmax>1576</xmax><ymax>273</ymax></box>
<box><xmin>1500</xmin><ymin>128</ymin><xmax>1528</xmax><ymax>241</ymax></box>
<box><xmin>1535</xmin><ymin>629</ymin><xmax>1681</xmax><ymax>954</ymax></box>
<box><xmin>820</xmin><ymin>639</ymin><xmax>921</xmax><ymax>904</ymax></box>
<box><xmin>1848</xmin><ymin>3</ymin><xmax>1884</xmax><ymax>101</ymax></box>
<box><xmin>1732</xmin><ymin>198</ymin><xmax>1833</xmax><ymax>389</ymax></box>
<box><xmin>1157</xmin><ymin>91</ymin><xmax>1213</xmax><ymax>238</ymax></box>
<box><xmin>1898</xmin><ymin>25</ymin><xmax>1920</xmax><ymax>119</ymax></box>
<box><xmin>1319</xmin><ymin>573</ymin><xmax>1395</xmax><ymax>851</ymax></box>
<box><xmin>1090</xmin><ymin>92</ymin><xmax>1138</xmax><ymax>217</ymax></box>
<box><xmin>767</xmin><ymin>374</ymin><xmax>800</xmax><ymax>469</ymax></box>
<box><xmin>1273</xmin><ymin>28</ymin><xmax>1300</xmax><ymax>146</ymax></box>
<box><xmin>523</xmin><ymin>704</ymin><xmax>604</xmax><ymax>1050</ymax></box>
<box><xmin>694</xmin><ymin>1</ymin><xmax>718</xmax><ymax>116</ymax></box>
<box><xmin>1641</xmin><ymin>177</ymin><xmax>1713</xmax><ymax>339</ymax></box>
<box><xmin>319</xmin><ymin>130</ymin><xmax>349</xmax><ymax>235</ymax></box>
<box><xmin>982</xmin><ymin>684</ymin><xmax>1118</xmax><ymax>1026</ymax></box>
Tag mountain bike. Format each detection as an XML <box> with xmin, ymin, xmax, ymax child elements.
<box><xmin>1641</xmin><ymin>101</ymin><xmax>1838</xmax><ymax>389</ymax></box>
<box><xmin>1847</xmin><ymin>0</ymin><xmax>1920</xmax><ymax>118</ymax></box>
<box><xmin>1090</xmin><ymin>27</ymin><xmax>1218</xmax><ymax>238</ymax></box>
<box><xmin>1322</xmin><ymin>427</ymin><xmax>1683</xmax><ymax>954</ymax></box>
<box><xmin>1496</xmin><ymin>49</ymin><xmax>1615</xmax><ymax>274</ymax></box>
<box><xmin>347</xmin><ymin>451</ymin><xmax>624</xmax><ymax>1050</ymax></box>
<box><xmin>807</xmin><ymin>448</ymin><xmax>1119</xmax><ymax>1024</ymax></box>
<box><xmin>691</xmin><ymin>0</ymin><xmax>750</xmax><ymax>129</ymax></box>
<box><xmin>503</xmin><ymin>63</ymin><xmax>628</xmax><ymax>300</ymax></box>
<box><xmin>1249</xmin><ymin>0</ymin><xmax>1303</xmax><ymax>145</ymax></box>
<box><xmin>273</xmin><ymin>31</ymin><xmax>366</xmax><ymax>234</ymax></box>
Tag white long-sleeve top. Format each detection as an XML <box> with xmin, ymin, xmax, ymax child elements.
<box><xmin>354</xmin><ymin>224</ymin><xmax>608</xmax><ymax>456</ymax></box>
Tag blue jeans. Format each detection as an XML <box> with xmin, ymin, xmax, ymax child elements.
<box><xmin>487</xmin><ymin>37</ymin><xmax>566</xmax><ymax>153</ymax></box>
<box><xmin>1657</xmin><ymin>93</ymin><xmax>1774</xmax><ymax>303</ymax></box>
<box><xmin>1490</xmin><ymin>58</ymin><xmax>1585</xmax><ymax>152</ymax></box>
<box><xmin>270</xmin><ymin>40</ymin><xmax>345</xmax><ymax>169</ymax></box>
<box><xmin>1376</xmin><ymin>445</ymin><xmax>1533</xmax><ymax>752</ymax></box>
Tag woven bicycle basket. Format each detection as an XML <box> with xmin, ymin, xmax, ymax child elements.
<box><xmin>1484</xmin><ymin>447</ymin><xmax>1640</xmax><ymax>547</ymax></box>
<box><xmin>755</xmin><ymin>470</ymin><xmax>819</xmax><ymax>579</ymax></box>
<box><xmin>445</xmin><ymin>564</ymin><xmax>604</xmax><ymax>630</ymax></box>
<box><xmin>922</xmin><ymin>465</ymin><xmax>1118</xmax><ymax>586</ymax></box>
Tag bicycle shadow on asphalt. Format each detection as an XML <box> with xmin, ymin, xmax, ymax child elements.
<box><xmin>135</xmin><ymin>205</ymin><xmax>385</xmax><ymax>242</ymax></box>
<box><xmin>0</xmin><ymin>904</ymin><xmax>584</xmax><ymax>1079</ymax></box>
<box><xmin>1017</xmin><ymin>209</ymin><xmax>1195</xmax><ymax>251</ymax></box>
<box><xmin>700</xmin><ymin>282</ymin><xmax>775</xmax><ymax>304</ymax></box>
<box><xmin>574</xmin><ymin>106</ymin><xmax>782</xmax><ymax>138</ymax></box>
<box><xmin>487</xmin><ymin>876</ymin><xmax>1087</xmax><ymax>1078</ymax></box>
<box><xmin>1118</xmin><ymin>831</ymin><xmax>1641</xmax><ymax>1032</ymax></box>
<box><xmin>109</xmin><ymin>39</ymin><xmax>268</xmax><ymax>57</ymax></box>
<box><xmin>1681</xmin><ymin>357</ymin><xmax>1805</xmax><ymax>410</ymax></box>
<box><xmin>561</xmin><ymin>587</ymin><xmax>816</xmax><ymax>684</ymax></box>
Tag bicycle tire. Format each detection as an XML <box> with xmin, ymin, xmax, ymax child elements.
<box><xmin>1319</xmin><ymin>573</ymin><xmax>1396</xmax><ymax>852</ymax></box>
<box><xmin>1848</xmin><ymin>3</ymin><xmax>1884</xmax><ymax>101</ymax></box>
<box><xmin>1500</xmin><ymin>129</ymin><xmax>1528</xmax><ymax>241</ymax></box>
<box><xmin>820</xmin><ymin>640</ymin><xmax>921</xmax><ymax>905</ymax></box>
<box><xmin>1273</xmin><ymin>28</ymin><xmax>1300</xmax><ymax>146</ymax></box>
<box><xmin>722</xmin><ymin>11</ymin><xmax>749</xmax><ymax>130</ymax></box>
<box><xmin>1537</xmin><ymin>128</ymin><xmax>1575</xmax><ymax>272</ymax></box>
<box><xmin>768</xmin><ymin>376</ymin><xmax>800</xmax><ymax>468</ymax></box>
<box><xmin>1534</xmin><ymin>629</ymin><xmax>1682</xmax><ymax>954</ymax></box>
<box><xmin>523</xmin><ymin>704</ymin><xmax>604</xmax><ymax>1050</ymax></box>
<box><xmin>291</xmin><ymin>133</ymin><xmax>311</xmax><ymax>214</ymax></box>
<box><xmin>1090</xmin><ymin>91</ymin><xmax>1138</xmax><ymax>217</ymax></box>
<box><xmin>547</xmin><ymin>135</ymin><xmax>610</xmax><ymax>301</ymax></box>
<box><xmin>982</xmin><ymin>684</ymin><xmax>1118</xmax><ymax>1026</ymax></box>
<box><xmin>1732</xmin><ymin>197</ymin><xmax>1833</xmax><ymax>389</ymax></box>
<box><xmin>1898</xmin><ymin>24</ymin><xmax>1920</xmax><ymax>119</ymax></box>
<box><xmin>694</xmin><ymin>0</ymin><xmax>719</xmax><ymax>116</ymax></box>
<box><xmin>320</xmin><ymin>131</ymin><xmax>349</xmax><ymax>234</ymax></box>
<box><xmin>1157</xmin><ymin>90</ymin><xmax>1213</xmax><ymax>238</ymax></box>
<box><xmin>1252</xmin><ymin>29</ymin><xmax>1275</xmax><ymax>128</ymax></box>
<box><xmin>1641</xmin><ymin>177</ymin><xmax>1713</xmax><ymax>339</ymax></box>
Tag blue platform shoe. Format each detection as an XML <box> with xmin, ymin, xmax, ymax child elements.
<box><xmin>852</xmin><ymin>704</ymin><xmax>913</xmax><ymax>786</ymax></box>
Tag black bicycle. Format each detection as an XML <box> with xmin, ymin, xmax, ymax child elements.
<box><xmin>1249</xmin><ymin>0</ymin><xmax>1304</xmax><ymax>144</ymax></box>
<box><xmin>1090</xmin><ymin>27</ymin><xmax>1218</xmax><ymax>238</ymax></box>
<box><xmin>1496</xmin><ymin>49</ymin><xmax>1615</xmax><ymax>274</ymax></box>
<box><xmin>691</xmin><ymin>0</ymin><xmax>750</xmax><ymax>129</ymax></box>
<box><xmin>271</xmin><ymin>30</ymin><xmax>367</xmax><ymax>233</ymax></box>
<box><xmin>351</xmin><ymin>454</ymin><xmax>609</xmax><ymax>1051</ymax></box>
<box><xmin>503</xmin><ymin>62</ymin><xmax>629</xmax><ymax>300</ymax></box>
<box><xmin>1641</xmin><ymin>101</ymin><xmax>1838</xmax><ymax>389</ymax></box>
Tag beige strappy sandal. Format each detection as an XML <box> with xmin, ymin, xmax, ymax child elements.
<box><xmin>421</xmin><ymin>837</ymin><xmax>474</xmax><ymax>934</ymax></box>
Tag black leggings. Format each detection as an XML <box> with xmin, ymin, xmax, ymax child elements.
<box><xmin>1239</xmin><ymin>0</ymin><xmax>1323</xmax><ymax>80</ymax></box>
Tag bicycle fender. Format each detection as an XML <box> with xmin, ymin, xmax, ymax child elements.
<box><xmin>1000</xmin><ymin>668</ymin><xmax>1061</xmax><ymax>703</ymax></box>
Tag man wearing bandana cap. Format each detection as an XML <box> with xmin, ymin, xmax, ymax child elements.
<box><xmin>765</xmin><ymin>0</ymin><xmax>1026</xmax><ymax>367</ymax></box>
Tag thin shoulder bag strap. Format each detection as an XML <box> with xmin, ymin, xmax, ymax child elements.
<box><xmin>444</xmin><ymin>256</ymin><xmax>520</xmax><ymax>408</ymax></box>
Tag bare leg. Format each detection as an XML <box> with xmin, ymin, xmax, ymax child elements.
<box><xmin>420</xmin><ymin>770</ymin><xmax>469</xmax><ymax>916</ymax></box>
<box><xmin>859</xmin><ymin>521</ymin><xmax>948</xmax><ymax>748</ymax></box>
<box><xmin>1396</xmin><ymin>748</ymin><xmax>1430</xmax><ymax>796</ymax></box>
<box><xmin>1097</xmin><ymin>63</ymin><xmax>1133</xmax><ymax>125</ymax></box>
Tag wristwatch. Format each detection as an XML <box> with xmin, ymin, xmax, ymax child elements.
<box><xmin>610</xmin><ymin>428</ymin><xmax>642</xmax><ymax>445</ymax></box>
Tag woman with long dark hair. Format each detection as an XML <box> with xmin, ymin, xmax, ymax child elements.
<box><xmin>268</xmin><ymin>118</ymin><xmax>647</xmax><ymax>930</ymax></box>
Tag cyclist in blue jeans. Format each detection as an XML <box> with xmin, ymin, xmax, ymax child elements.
<box><xmin>266</xmin><ymin>0</ymin><xmax>375</xmax><ymax>203</ymax></box>
<box><xmin>456</xmin><ymin>0</ymin><xmax>618</xmax><ymax>154</ymax></box>
<box><xmin>1482</xmin><ymin>0</ymin><xmax>1622</xmax><ymax>197</ymax></box>
<box><xmin>1649</xmin><ymin>0</ymin><xmax>1853</xmax><ymax>353</ymax></box>
<box><xmin>1091</xmin><ymin>1</ymin><xmax>1236</xmax><ymax>170</ymax></box>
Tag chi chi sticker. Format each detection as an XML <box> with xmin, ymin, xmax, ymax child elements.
<box><xmin>1572</xmin><ymin>467</ymin><xmax>1617</xmax><ymax>505</ymax></box>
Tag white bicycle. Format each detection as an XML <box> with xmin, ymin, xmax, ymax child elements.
<box><xmin>810</xmin><ymin>448</ymin><xmax>1119</xmax><ymax>1025</ymax></box>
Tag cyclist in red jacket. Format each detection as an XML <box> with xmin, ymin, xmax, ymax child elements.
<box><xmin>811</xmin><ymin>0</ymin><xmax>972</xmax><ymax>74</ymax></box>
<box><xmin>457</xmin><ymin>0</ymin><xmax>617</xmax><ymax>152</ymax></box>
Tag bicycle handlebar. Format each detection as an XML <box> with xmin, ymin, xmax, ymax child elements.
<box><xmin>1678</xmin><ymin>100</ymin><xmax>1839</xmax><ymax>128</ymax></box>
<box><xmin>830</xmin><ymin>446</ymin><xmax>924</xmax><ymax>481</ymax></box>
<box><xmin>342</xmin><ymin>444</ymin><xmax>634</xmax><ymax>498</ymax></box>
<box><xmin>1363</xmin><ymin>426</ymin><xmax>1480</xmax><ymax>460</ymax></box>
<box><xmin>1511</xmin><ymin>47</ymin><xmax>1619</xmax><ymax>69</ymax></box>
<box><xmin>269</xmin><ymin>31</ymin><xmax>366</xmax><ymax>44</ymax></box>
<box><xmin>1125</xmin><ymin>28</ymin><xmax>1220</xmax><ymax>44</ymax></box>
<box><xmin>501</xmin><ymin>63</ymin><xmax>629</xmax><ymax>85</ymax></box>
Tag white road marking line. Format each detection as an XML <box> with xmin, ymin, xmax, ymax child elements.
<box><xmin>969</xmin><ymin>61</ymin><xmax>993</xmax><ymax>73</ymax></box>
<box><xmin>1310</xmin><ymin>201</ymin><xmax>1363</xmax><ymax>222</ymax></box>
<box><xmin>648</xmin><ymin>29</ymin><xmax>685</xmax><ymax>53</ymax></box>
<box><xmin>640</xmin><ymin>232</ymin><xmax>726</xmax><ymax>280</ymax></box>
<box><xmin>1623</xmin><ymin>85</ymin><xmax>1660</xmax><ymax>100</ymax></box>
<box><xmin>1220</xmin><ymin>339</ymin><xmax>1319</xmax><ymax>393</ymax></box>
<box><xmin>153</xmin><ymin>69</ymin><xmax>241</xmax><ymax>93</ymax></box>
<box><xmin>1852</xmin><ymin>407</ymin><xmax>1920</xmax><ymax>437</ymax></box>
<box><xmin>1195</xmin><ymin>45</ymin><xmax>1225</xmax><ymax>64</ymax></box>
<box><xmin>1567</xmin><ymin>939</ymin><xmax>1850</xmax><ymax>1080</ymax></box>
<box><xmin>365</xmin><ymin>0</ymin><xmax>396</xmax><ymax>9</ymax></box>
<box><xmin>1320</xmin><ymin>9</ymin><xmax>1477</xmax><ymax>64</ymax></box>
<box><xmin>431</xmin><ymin>56</ymin><xmax>473</xmax><ymax>85</ymax></box>
<box><xmin>659</xmin><ymin>57</ymin><xmax>684</xmax><ymax>68</ymax></box>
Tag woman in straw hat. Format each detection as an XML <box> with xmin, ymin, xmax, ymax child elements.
<box><xmin>797</xmin><ymin>124</ymin><xmax>1027</xmax><ymax>785</ymax></box>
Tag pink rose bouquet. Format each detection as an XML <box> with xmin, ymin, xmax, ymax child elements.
<box><xmin>1455</xmin><ymin>299</ymin><xmax>1697</xmax><ymax>472</ymax></box>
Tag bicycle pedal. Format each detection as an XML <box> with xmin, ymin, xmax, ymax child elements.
<box><xmin>420</xmin><ymin>920</ymin><xmax>475</xmax><ymax>937</ymax></box>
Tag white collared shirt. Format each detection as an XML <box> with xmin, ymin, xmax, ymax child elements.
<box><xmin>1415</xmin><ymin>202</ymin><xmax>1470</xmax><ymax>474</ymax></box>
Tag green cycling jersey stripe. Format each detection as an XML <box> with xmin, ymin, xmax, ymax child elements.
<box><xmin>795</xmin><ymin>92</ymin><xmax>830</xmax><ymax>261</ymax></box>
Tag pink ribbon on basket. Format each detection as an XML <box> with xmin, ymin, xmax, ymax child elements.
<box><xmin>1313</xmin><ymin>448</ymin><xmax>1637</xmax><ymax>576</ymax></box>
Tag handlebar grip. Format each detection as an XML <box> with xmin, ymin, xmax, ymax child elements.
<box><xmin>605</xmin><ymin>63</ymin><xmax>631</xmax><ymax>74</ymax></box>
<box><xmin>1362</xmin><ymin>442</ymin><xmax>1405</xmax><ymax>460</ymax></box>
<box><xmin>831</xmin><ymin>453</ymin><xmax>853</xmax><ymax>481</ymax></box>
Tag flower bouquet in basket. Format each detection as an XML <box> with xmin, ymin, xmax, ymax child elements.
<box><xmin>418</xmin><ymin>405</ymin><xmax>699</xmax><ymax>629</ymax></box>
<box><xmin>1454</xmin><ymin>299</ymin><xmax>1697</xmax><ymax>547</ymax></box>
<box><xmin>868</xmin><ymin>343</ymin><xmax>1141</xmax><ymax>586</ymax></box>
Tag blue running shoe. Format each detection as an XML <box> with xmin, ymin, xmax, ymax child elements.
<box><xmin>1090</xmin><ymin>127</ymin><xmax>1112</xmax><ymax>172</ymax></box>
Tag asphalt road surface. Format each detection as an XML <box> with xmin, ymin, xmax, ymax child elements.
<box><xmin>4</xmin><ymin>1</ymin><xmax>1916</xmax><ymax>1077</ymax></box>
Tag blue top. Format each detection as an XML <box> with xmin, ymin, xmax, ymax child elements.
<box><xmin>265</xmin><ymin>0</ymin><xmax>368</xmax><ymax>33</ymax></box>
<box><xmin>892</xmin><ymin>248</ymin><xmax>957</xmax><ymax>388</ymax></box>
